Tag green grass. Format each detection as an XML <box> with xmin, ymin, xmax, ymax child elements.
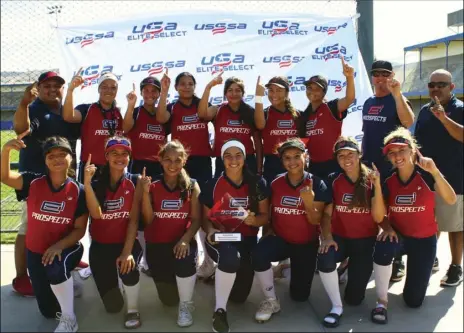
<box><xmin>1</xmin><ymin>130</ymin><xmax>22</xmax><ymax>238</ymax></box>
<box><xmin>1</xmin><ymin>232</ymin><xmax>17</xmax><ymax>244</ymax></box>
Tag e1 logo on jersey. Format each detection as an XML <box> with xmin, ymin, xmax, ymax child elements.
<box><xmin>128</xmin><ymin>21</ymin><xmax>187</xmax><ymax>43</ymax></box>
<box><xmin>258</xmin><ymin>20</ymin><xmax>309</xmax><ymax>37</ymax></box>
<box><xmin>130</xmin><ymin>60</ymin><xmax>186</xmax><ymax>76</ymax></box>
<box><xmin>74</xmin><ymin>65</ymin><xmax>122</xmax><ymax>89</ymax></box>
<box><xmin>197</xmin><ymin>53</ymin><xmax>254</xmax><ymax>75</ymax></box>
<box><xmin>65</xmin><ymin>31</ymin><xmax>115</xmax><ymax>48</ymax></box>
<box><xmin>194</xmin><ymin>22</ymin><xmax>247</xmax><ymax>35</ymax></box>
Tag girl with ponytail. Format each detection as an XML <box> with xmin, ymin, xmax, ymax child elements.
<box><xmin>254</xmin><ymin>75</ymin><xmax>303</xmax><ymax>185</ymax></box>
<box><xmin>199</xmin><ymin>139</ymin><xmax>269</xmax><ymax>333</ymax></box>
<box><xmin>84</xmin><ymin>135</ymin><xmax>144</xmax><ymax>329</ymax></box>
<box><xmin>141</xmin><ymin>140</ymin><xmax>201</xmax><ymax>328</ymax></box>
<box><xmin>316</xmin><ymin>136</ymin><xmax>385</xmax><ymax>328</ymax></box>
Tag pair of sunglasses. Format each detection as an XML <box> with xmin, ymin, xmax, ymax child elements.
<box><xmin>428</xmin><ymin>82</ymin><xmax>450</xmax><ymax>89</ymax></box>
<box><xmin>371</xmin><ymin>71</ymin><xmax>391</xmax><ymax>78</ymax></box>
<box><xmin>106</xmin><ymin>138</ymin><xmax>131</xmax><ymax>148</ymax></box>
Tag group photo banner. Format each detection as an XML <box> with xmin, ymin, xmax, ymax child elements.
<box><xmin>56</xmin><ymin>11</ymin><xmax>372</xmax><ymax>140</ymax></box>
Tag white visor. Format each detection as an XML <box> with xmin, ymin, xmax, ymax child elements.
<box><xmin>221</xmin><ymin>140</ymin><xmax>246</xmax><ymax>160</ymax></box>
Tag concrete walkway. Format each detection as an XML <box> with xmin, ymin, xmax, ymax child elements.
<box><xmin>1</xmin><ymin>235</ymin><xmax>462</xmax><ymax>332</ymax></box>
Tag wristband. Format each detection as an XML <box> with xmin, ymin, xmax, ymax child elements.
<box><xmin>255</xmin><ymin>95</ymin><xmax>263</xmax><ymax>104</ymax></box>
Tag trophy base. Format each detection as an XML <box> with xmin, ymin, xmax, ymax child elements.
<box><xmin>214</xmin><ymin>232</ymin><xmax>242</xmax><ymax>242</ymax></box>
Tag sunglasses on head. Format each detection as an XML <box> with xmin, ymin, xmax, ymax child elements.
<box><xmin>428</xmin><ymin>82</ymin><xmax>450</xmax><ymax>89</ymax></box>
<box><xmin>106</xmin><ymin>138</ymin><xmax>131</xmax><ymax>149</ymax></box>
<box><xmin>372</xmin><ymin>71</ymin><xmax>391</xmax><ymax>78</ymax></box>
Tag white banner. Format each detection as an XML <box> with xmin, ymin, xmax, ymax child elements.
<box><xmin>56</xmin><ymin>11</ymin><xmax>371</xmax><ymax>141</ymax></box>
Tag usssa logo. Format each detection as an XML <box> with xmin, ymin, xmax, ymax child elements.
<box><xmin>395</xmin><ymin>193</ymin><xmax>416</xmax><ymax>205</ymax></box>
<box><xmin>104</xmin><ymin>198</ymin><xmax>124</xmax><ymax>211</ymax></box>
<box><xmin>194</xmin><ymin>22</ymin><xmax>247</xmax><ymax>35</ymax></box>
<box><xmin>262</xmin><ymin>55</ymin><xmax>305</xmax><ymax>68</ymax></box>
<box><xmin>41</xmin><ymin>201</ymin><xmax>65</xmax><ymax>214</ymax></box>
<box><xmin>230</xmin><ymin>197</ymin><xmax>248</xmax><ymax>208</ymax></box>
<box><xmin>258</xmin><ymin>20</ymin><xmax>309</xmax><ymax>37</ymax></box>
<box><xmin>182</xmin><ymin>115</ymin><xmax>199</xmax><ymax>123</ymax></box>
<box><xmin>314</xmin><ymin>22</ymin><xmax>347</xmax><ymax>35</ymax></box>
<box><xmin>74</xmin><ymin>65</ymin><xmax>122</xmax><ymax>89</ymax></box>
<box><xmin>281</xmin><ymin>196</ymin><xmax>301</xmax><ymax>207</ymax></box>
<box><xmin>198</xmin><ymin>53</ymin><xmax>254</xmax><ymax>75</ymax></box>
<box><xmin>130</xmin><ymin>60</ymin><xmax>186</xmax><ymax>76</ymax></box>
<box><xmin>128</xmin><ymin>21</ymin><xmax>187</xmax><ymax>43</ymax></box>
<box><xmin>342</xmin><ymin>194</ymin><xmax>354</xmax><ymax>204</ymax></box>
<box><xmin>313</xmin><ymin>44</ymin><xmax>352</xmax><ymax>62</ymax></box>
<box><xmin>65</xmin><ymin>31</ymin><xmax>114</xmax><ymax>48</ymax></box>
<box><xmin>278</xmin><ymin>120</ymin><xmax>294</xmax><ymax>128</ymax></box>
<box><xmin>147</xmin><ymin>124</ymin><xmax>162</xmax><ymax>133</ymax></box>
<box><xmin>162</xmin><ymin>199</ymin><xmax>182</xmax><ymax>210</ymax></box>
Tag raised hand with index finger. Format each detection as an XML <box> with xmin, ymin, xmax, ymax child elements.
<box><xmin>207</xmin><ymin>71</ymin><xmax>224</xmax><ymax>89</ymax></box>
<box><xmin>341</xmin><ymin>57</ymin><xmax>355</xmax><ymax>77</ymax></box>
<box><xmin>430</xmin><ymin>96</ymin><xmax>446</xmax><ymax>121</ymax></box>
<box><xmin>83</xmin><ymin>154</ymin><xmax>97</xmax><ymax>185</ymax></box>
<box><xmin>368</xmin><ymin>162</ymin><xmax>381</xmax><ymax>186</ymax></box>
<box><xmin>415</xmin><ymin>149</ymin><xmax>439</xmax><ymax>176</ymax></box>
<box><xmin>256</xmin><ymin>75</ymin><xmax>265</xmax><ymax>97</ymax></box>
<box><xmin>141</xmin><ymin>167</ymin><xmax>152</xmax><ymax>193</ymax></box>
<box><xmin>21</xmin><ymin>81</ymin><xmax>39</xmax><ymax>105</ymax></box>
<box><xmin>3</xmin><ymin>129</ymin><xmax>30</xmax><ymax>152</ymax></box>
<box><xmin>160</xmin><ymin>68</ymin><xmax>171</xmax><ymax>93</ymax></box>
<box><xmin>69</xmin><ymin>67</ymin><xmax>84</xmax><ymax>91</ymax></box>
<box><xmin>126</xmin><ymin>82</ymin><xmax>137</xmax><ymax>107</ymax></box>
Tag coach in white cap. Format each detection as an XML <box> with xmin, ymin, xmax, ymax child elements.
<box><xmin>63</xmin><ymin>68</ymin><xmax>124</xmax><ymax>182</ymax></box>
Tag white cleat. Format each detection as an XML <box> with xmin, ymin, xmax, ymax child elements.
<box><xmin>177</xmin><ymin>301</ymin><xmax>195</xmax><ymax>327</ymax></box>
<box><xmin>54</xmin><ymin>313</ymin><xmax>78</xmax><ymax>333</ymax></box>
<box><xmin>255</xmin><ymin>298</ymin><xmax>281</xmax><ymax>323</ymax></box>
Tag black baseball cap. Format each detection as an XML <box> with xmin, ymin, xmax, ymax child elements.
<box><xmin>371</xmin><ymin>60</ymin><xmax>393</xmax><ymax>73</ymax></box>
<box><xmin>42</xmin><ymin>137</ymin><xmax>73</xmax><ymax>156</ymax></box>
<box><xmin>140</xmin><ymin>76</ymin><xmax>161</xmax><ymax>91</ymax></box>
<box><xmin>304</xmin><ymin>75</ymin><xmax>328</xmax><ymax>94</ymax></box>
<box><xmin>333</xmin><ymin>139</ymin><xmax>360</xmax><ymax>154</ymax></box>
<box><xmin>265</xmin><ymin>76</ymin><xmax>290</xmax><ymax>91</ymax></box>
<box><xmin>277</xmin><ymin>139</ymin><xmax>306</xmax><ymax>157</ymax></box>
<box><xmin>38</xmin><ymin>71</ymin><xmax>65</xmax><ymax>85</ymax></box>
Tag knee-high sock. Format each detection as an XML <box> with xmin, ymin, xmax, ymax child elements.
<box><xmin>50</xmin><ymin>276</ymin><xmax>75</xmax><ymax>318</ymax></box>
<box><xmin>176</xmin><ymin>274</ymin><xmax>197</xmax><ymax>303</ymax></box>
<box><xmin>215</xmin><ymin>268</ymin><xmax>236</xmax><ymax>311</ymax></box>
<box><xmin>137</xmin><ymin>231</ymin><xmax>148</xmax><ymax>269</ymax></box>
<box><xmin>374</xmin><ymin>263</ymin><xmax>391</xmax><ymax>303</ymax></box>
<box><xmin>255</xmin><ymin>269</ymin><xmax>277</xmax><ymax>299</ymax></box>
<box><xmin>319</xmin><ymin>271</ymin><xmax>343</xmax><ymax>312</ymax></box>
<box><xmin>124</xmin><ymin>282</ymin><xmax>140</xmax><ymax>312</ymax></box>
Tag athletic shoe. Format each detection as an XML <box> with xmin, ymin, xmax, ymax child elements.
<box><xmin>77</xmin><ymin>261</ymin><xmax>88</xmax><ymax>269</ymax></box>
<box><xmin>177</xmin><ymin>301</ymin><xmax>195</xmax><ymax>327</ymax></box>
<box><xmin>440</xmin><ymin>264</ymin><xmax>463</xmax><ymax>287</ymax></box>
<box><xmin>432</xmin><ymin>257</ymin><xmax>440</xmax><ymax>272</ymax></box>
<box><xmin>197</xmin><ymin>259</ymin><xmax>215</xmax><ymax>280</ymax></box>
<box><xmin>337</xmin><ymin>262</ymin><xmax>349</xmax><ymax>284</ymax></box>
<box><xmin>212</xmin><ymin>308</ymin><xmax>229</xmax><ymax>333</ymax></box>
<box><xmin>12</xmin><ymin>276</ymin><xmax>34</xmax><ymax>297</ymax></box>
<box><xmin>390</xmin><ymin>260</ymin><xmax>405</xmax><ymax>282</ymax></box>
<box><xmin>255</xmin><ymin>298</ymin><xmax>280</xmax><ymax>323</ymax></box>
<box><xmin>54</xmin><ymin>313</ymin><xmax>78</xmax><ymax>332</ymax></box>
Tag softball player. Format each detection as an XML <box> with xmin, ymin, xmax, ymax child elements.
<box><xmin>1</xmin><ymin>135</ymin><xmax>88</xmax><ymax>332</ymax></box>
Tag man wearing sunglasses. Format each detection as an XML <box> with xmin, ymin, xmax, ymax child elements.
<box><xmin>414</xmin><ymin>69</ymin><xmax>463</xmax><ymax>287</ymax></box>
<box><xmin>360</xmin><ymin>60</ymin><xmax>414</xmax><ymax>283</ymax></box>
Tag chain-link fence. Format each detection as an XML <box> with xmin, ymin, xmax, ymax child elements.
<box><xmin>0</xmin><ymin>0</ymin><xmax>357</xmax><ymax>232</ymax></box>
